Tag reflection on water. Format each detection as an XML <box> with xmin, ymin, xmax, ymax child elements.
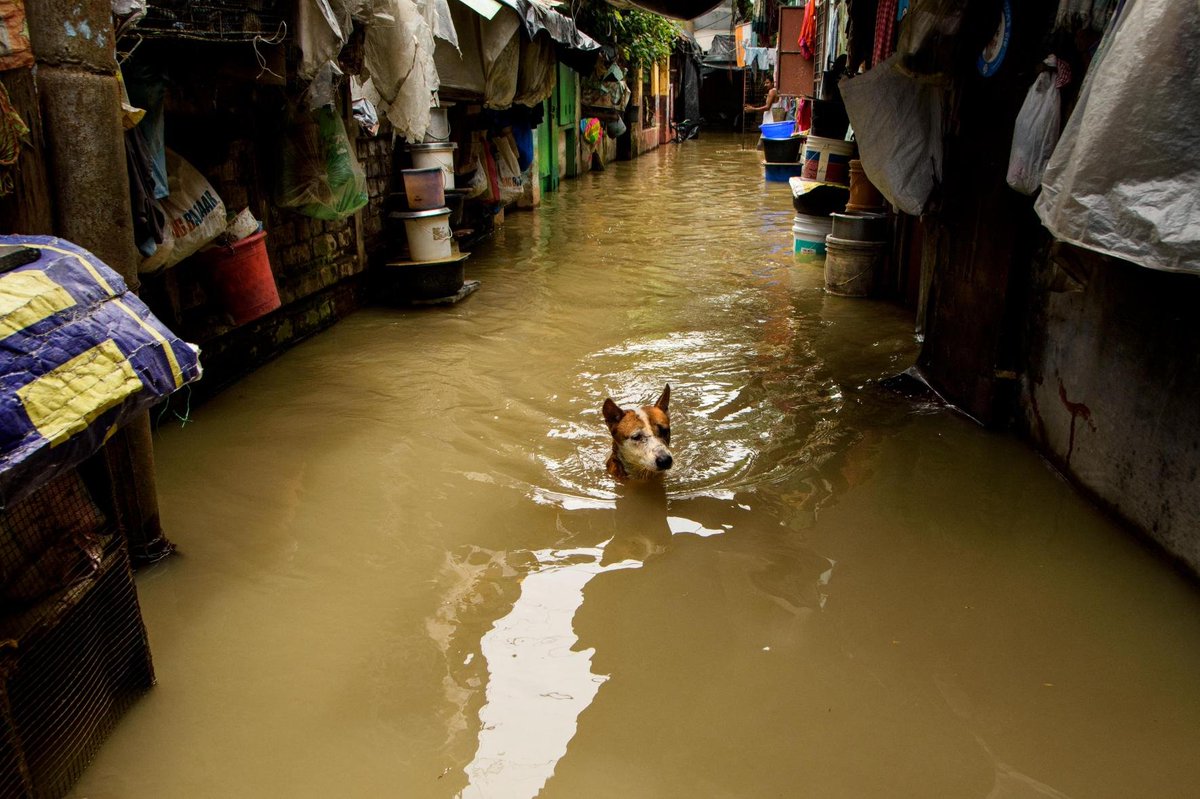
<box><xmin>69</xmin><ymin>136</ymin><xmax>1200</xmax><ymax>799</ymax></box>
<box><xmin>460</xmin><ymin>544</ymin><xmax>640</xmax><ymax>798</ymax></box>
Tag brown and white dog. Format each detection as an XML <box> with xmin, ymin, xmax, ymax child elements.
<box><xmin>601</xmin><ymin>385</ymin><xmax>673</xmax><ymax>480</ymax></box>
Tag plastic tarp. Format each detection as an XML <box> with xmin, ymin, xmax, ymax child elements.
<box><xmin>481</xmin><ymin>6</ymin><xmax>521</xmax><ymax>109</ymax></box>
<box><xmin>498</xmin><ymin>0</ymin><xmax>599</xmax><ymax>56</ymax></box>
<box><xmin>841</xmin><ymin>54</ymin><xmax>945</xmax><ymax>216</ymax></box>
<box><xmin>1035</xmin><ymin>0</ymin><xmax>1200</xmax><ymax>275</ymax></box>
<box><xmin>362</xmin><ymin>0</ymin><xmax>441</xmax><ymax>142</ymax></box>
<box><xmin>422</xmin><ymin>0</ymin><xmax>460</xmax><ymax>50</ymax></box>
<box><xmin>435</xmin><ymin>0</ymin><xmax>487</xmax><ymax>94</ymax></box>
<box><xmin>513</xmin><ymin>33</ymin><xmax>557</xmax><ymax>107</ymax></box>
<box><xmin>0</xmin><ymin>236</ymin><xmax>202</xmax><ymax>507</ymax></box>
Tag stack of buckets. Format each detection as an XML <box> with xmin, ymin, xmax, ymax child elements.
<box><xmin>791</xmin><ymin>136</ymin><xmax>890</xmax><ymax>297</ymax></box>
<box><xmin>760</xmin><ymin>120</ymin><xmax>806</xmax><ymax>182</ymax></box>
<box><xmin>791</xmin><ymin>132</ymin><xmax>856</xmax><ymax>265</ymax></box>
<box><xmin>392</xmin><ymin>142</ymin><xmax>467</xmax><ymax>300</ymax></box>
<box><xmin>397</xmin><ymin>143</ymin><xmax>458</xmax><ymax>262</ymax></box>
<box><xmin>823</xmin><ymin>159</ymin><xmax>889</xmax><ymax>297</ymax></box>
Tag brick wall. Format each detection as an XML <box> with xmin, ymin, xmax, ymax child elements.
<box><xmin>141</xmin><ymin>96</ymin><xmax>395</xmax><ymax>397</ymax></box>
<box><xmin>357</xmin><ymin>132</ymin><xmax>393</xmax><ymax>254</ymax></box>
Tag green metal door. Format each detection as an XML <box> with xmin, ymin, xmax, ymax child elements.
<box><xmin>539</xmin><ymin>98</ymin><xmax>558</xmax><ymax>193</ymax></box>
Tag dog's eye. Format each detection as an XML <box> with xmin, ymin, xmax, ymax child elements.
<box><xmin>631</xmin><ymin>432</ymin><xmax>645</xmax><ymax>441</ymax></box>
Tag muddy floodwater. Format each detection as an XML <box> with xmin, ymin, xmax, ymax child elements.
<box><xmin>72</xmin><ymin>135</ymin><xmax>1200</xmax><ymax>799</ymax></box>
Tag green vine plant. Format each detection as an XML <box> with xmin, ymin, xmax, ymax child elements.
<box><xmin>574</xmin><ymin>0</ymin><xmax>682</xmax><ymax>68</ymax></box>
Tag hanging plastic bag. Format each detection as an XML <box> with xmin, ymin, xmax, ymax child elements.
<box><xmin>1006</xmin><ymin>60</ymin><xmax>1061</xmax><ymax>195</ymax></box>
<box><xmin>278</xmin><ymin>104</ymin><xmax>368</xmax><ymax>221</ymax></box>
<box><xmin>139</xmin><ymin>149</ymin><xmax>227</xmax><ymax>274</ymax></box>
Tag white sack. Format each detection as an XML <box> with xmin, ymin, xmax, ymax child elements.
<box><xmin>139</xmin><ymin>150</ymin><xmax>227</xmax><ymax>274</ymax></box>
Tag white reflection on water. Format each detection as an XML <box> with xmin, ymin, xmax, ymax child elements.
<box><xmin>458</xmin><ymin>544</ymin><xmax>642</xmax><ymax>798</ymax></box>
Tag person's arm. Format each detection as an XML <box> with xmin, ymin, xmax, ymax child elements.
<box><xmin>744</xmin><ymin>88</ymin><xmax>779</xmax><ymax>113</ymax></box>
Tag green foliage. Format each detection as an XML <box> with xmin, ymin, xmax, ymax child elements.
<box><xmin>574</xmin><ymin>0</ymin><xmax>681</xmax><ymax>68</ymax></box>
<box><xmin>733</xmin><ymin>0</ymin><xmax>753</xmax><ymax>22</ymax></box>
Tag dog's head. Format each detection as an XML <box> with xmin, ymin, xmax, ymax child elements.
<box><xmin>602</xmin><ymin>385</ymin><xmax>673</xmax><ymax>477</ymax></box>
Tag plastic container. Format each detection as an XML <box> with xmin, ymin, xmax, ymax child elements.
<box><xmin>198</xmin><ymin>230</ymin><xmax>281</xmax><ymax>325</ymax></box>
<box><xmin>760</xmin><ymin>119</ymin><xmax>796</xmax><ymax>139</ymax></box>
<box><xmin>764</xmin><ymin>161</ymin><xmax>806</xmax><ymax>182</ymax></box>
<box><xmin>761</xmin><ymin>135</ymin><xmax>804</xmax><ymax>163</ymax></box>
<box><xmin>847</xmin><ymin>159</ymin><xmax>887</xmax><ymax>212</ymax></box>
<box><xmin>802</xmin><ymin>136</ymin><xmax>856</xmax><ymax>185</ymax></box>
<box><xmin>408</xmin><ymin>142</ymin><xmax>457</xmax><ymax>189</ymax></box>
<box><xmin>824</xmin><ymin>235</ymin><xmax>885</xmax><ymax>297</ymax></box>
<box><xmin>793</xmin><ymin>213</ymin><xmax>833</xmax><ymax>264</ymax></box>
<box><xmin>401</xmin><ymin>167</ymin><xmax>445</xmax><ymax>210</ymax></box>
<box><xmin>394</xmin><ymin>207</ymin><xmax>453</xmax><ymax>261</ymax></box>
<box><xmin>830</xmin><ymin>212</ymin><xmax>889</xmax><ymax>242</ymax></box>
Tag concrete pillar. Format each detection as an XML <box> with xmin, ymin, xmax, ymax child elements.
<box><xmin>26</xmin><ymin>0</ymin><xmax>169</xmax><ymax>563</ymax></box>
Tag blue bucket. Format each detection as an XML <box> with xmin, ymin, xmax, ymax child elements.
<box><xmin>760</xmin><ymin>120</ymin><xmax>796</xmax><ymax>139</ymax></box>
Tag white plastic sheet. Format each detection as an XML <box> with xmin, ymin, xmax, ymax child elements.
<box><xmin>840</xmin><ymin>54</ymin><xmax>945</xmax><ymax>216</ymax></box>
<box><xmin>362</xmin><ymin>0</ymin><xmax>441</xmax><ymax>142</ymax></box>
<box><xmin>1036</xmin><ymin>0</ymin><xmax>1200</xmax><ymax>274</ymax></box>
<box><xmin>297</xmin><ymin>0</ymin><xmax>352</xmax><ymax>81</ymax></box>
<box><xmin>420</xmin><ymin>0</ymin><xmax>460</xmax><ymax>51</ymax></box>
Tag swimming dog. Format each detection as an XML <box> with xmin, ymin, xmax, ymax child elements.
<box><xmin>601</xmin><ymin>385</ymin><xmax>673</xmax><ymax>480</ymax></box>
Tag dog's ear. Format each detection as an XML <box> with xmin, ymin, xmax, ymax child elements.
<box><xmin>602</xmin><ymin>398</ymin><xmax>625</xmax><ymax>431</ymax></box>
<box><xmin>655</xmin><ymin>384</ymin><xmax>670</xmax><ymax>413</ymax></box>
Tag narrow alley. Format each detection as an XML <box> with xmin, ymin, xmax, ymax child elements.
<box><xmin>65</xmin><ymin>137</ymin><xmax>1200</xmax><ymax>799</ymax></box>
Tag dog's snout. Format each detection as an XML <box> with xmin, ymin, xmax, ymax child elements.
<box><xmin>656</xmin><ymin>453</ymin><xmax>673</xmax><ymax>471</ymax></box>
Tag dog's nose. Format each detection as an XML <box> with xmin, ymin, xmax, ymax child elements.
<box><xmin>656</xmin><ymin>454</ymin><xmax>673</xmax><ymax>471</ymax></box>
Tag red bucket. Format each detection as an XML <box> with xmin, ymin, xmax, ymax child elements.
<box><xmin>200</xmin><ymin>230</ymin><xmax>281</xmax><ymax>325</ymax></box>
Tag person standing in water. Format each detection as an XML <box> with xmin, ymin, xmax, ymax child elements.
<box><xmin>744</xmin><ymin>76</ymin><xmax>782</xmax><ymax>123</ymax></box>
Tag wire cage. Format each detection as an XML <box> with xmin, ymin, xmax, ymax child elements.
<box><xmin>0</xmin><ymin>462</ymin><xmax>154</xmax><ymax>799</ymax></box>
<box><xmin>134</xmin><ymin>0</ymin><xmax>289</xmax><ymax>42</ymax></box>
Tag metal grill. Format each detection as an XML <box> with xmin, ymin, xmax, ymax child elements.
<box><xmin>0</xmin><ymin>468</ymin><xmax>154</xmax><ymax>799</ymax></box>
<box><xmin>134</xmin><ymin>0</ymin><xmax>289</xmax><ymax>42</ymax></box>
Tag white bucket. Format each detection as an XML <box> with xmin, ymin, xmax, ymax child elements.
<box><xmin>824</xmin><ymin>235</ymin><xmax>885</xmax><ymax>296</ymax></box>
<box><xmin>793</xmin><ymin>213</ymin><xmax>833</xmax><ymax>264</ymax></box>
<box><xmin>396</xmin><ymin>208</ymin><xmax>453</xmax><ymax>261</ymax></box>
<box><xmin>409</xmin><ymin>143</ymin><xmax>457</xmax><ymax>189</ymax></box>
<box><xmin>801</xmin><ymin>136</ymin><xmax>856</xmax><ymax>185</ymax></box>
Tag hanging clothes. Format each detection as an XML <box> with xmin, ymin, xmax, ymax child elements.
<box><xmin>798</xmin><ymin>0</ymin><xmax>817</xmax><ymax>60</ymax></box>
<box><xmin>873</xmin><ymin>0</ymin><xmax>899</xmax><ymax>67</ymax></box>
<box><xmin>824</xmin><ymin>0</ymin><xmax>848</xmax><ymax>70</ymax></box>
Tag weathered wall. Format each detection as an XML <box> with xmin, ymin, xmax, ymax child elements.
<box><xmin>906</xmin><ymin>0</ymin><xmax>1199</xmax><ymax>574</ymax></box>
<box><xmin>133</xmin><ymin>44</ymin><xmax>394</xmax><ymax>392</ymax></box>
<box><xmin>1020</xmin><ymin>244</ymin><xmax>1200</xmax><ymax>575</ymax></box>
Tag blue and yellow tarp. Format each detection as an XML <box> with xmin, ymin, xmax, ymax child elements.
<box><xmin>0</xmin><ymin>236</ymin><xmax>202</xmax><ymax>506</ymax></box>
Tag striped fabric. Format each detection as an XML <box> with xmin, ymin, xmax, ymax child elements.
<box><xmin>0</xmin><ymin>236</ymin><xmax>202</xmax><ymax>506</ymax></box>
